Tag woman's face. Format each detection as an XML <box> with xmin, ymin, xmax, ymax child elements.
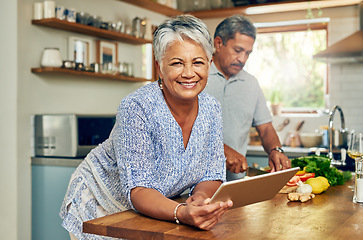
<box><xmin>157</xmin><ymin>39</ymin><xmax>210</xmax><ymax>103</ymax></box>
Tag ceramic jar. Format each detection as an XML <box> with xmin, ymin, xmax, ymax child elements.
<box><xmin>41</xmin><ymin>48</ymin><xmax>63</xmax><ymax>67</ymax></box>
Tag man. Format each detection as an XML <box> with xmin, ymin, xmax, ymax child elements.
<box><xmin>204</xmin><ymin>15</ymin><xmax>290</xmax><ymax>180</ymax></box>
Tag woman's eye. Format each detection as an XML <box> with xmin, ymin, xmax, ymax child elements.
<box><xmin>170</xmin><ymin>62</ymin><xmax>183</xmax><ymax>66</ymax></box>
<box><xmin>194</xmin><ymin>61</ymin><xmax>205</xmax><ymax>66</ymax></box>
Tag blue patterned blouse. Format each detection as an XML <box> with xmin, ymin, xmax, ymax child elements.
<box><xmin>60</xmin><ymin>81</ymin><xmax>226</xmax><ymax>238</ymax></box>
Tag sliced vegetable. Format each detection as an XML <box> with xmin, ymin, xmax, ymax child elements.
<box><xmin>287</xmin><ymin>176</ymin><xmax>300</xmax><ymax>186</ymax></box>
<box><xmin>291</xmin><ymin>155</ymin><xmax>352</xmax><ymax>186</ymax></box>
<box><xmin>298</xmin><ymin>172</ymin><xmax>315</xmax><ymax>182</ymax></box>
<box><xmin>295</xmin><ymin>167</ymin><xmax>306</xmax><ymax>176</ymax></box>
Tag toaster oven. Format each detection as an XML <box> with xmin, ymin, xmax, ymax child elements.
<box><xmin>34</xmin><ymin>114</ymin><xmax>116</xmax><ymax>157</ymax></box>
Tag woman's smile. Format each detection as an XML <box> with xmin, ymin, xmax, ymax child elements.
<box><xmin>157</xmin><ymin>38</ymin><xmax>210</xmax><ymax>103</ymax></box>
<box><xmin>177</xmin><ymin>80</ymin><xmax>200</xmax><ymax>87</ymax></box>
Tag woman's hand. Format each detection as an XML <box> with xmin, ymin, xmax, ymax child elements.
<box><xmin>178</xmin><ymin>198</ymin><xmax>233</xmax><ymax>230</ymax></box>
<box><xmin>183</xmin><ymin>181</ymin><xmax>233</xmax><ymax>230</ymax></box>
<box><xmin>185</xmin><ymin>192</ymin><xmax>207</xmax><ymax>204</ymax></box>
<box><xmin>131</xmin><ymin>181</ymin><xmax>230</xmax><ymax>230</ymax></box>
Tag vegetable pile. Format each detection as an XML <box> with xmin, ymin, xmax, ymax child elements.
<box><xmin>291</xmin><ymin>155</ymin><xmax>352</xmax><ymax>186</ymax></box>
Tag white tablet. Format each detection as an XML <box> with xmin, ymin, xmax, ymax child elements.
<box><xmin>211</xmin><ymin>167</ymin><xmax>300</xmax><ymax>209</ymax></box>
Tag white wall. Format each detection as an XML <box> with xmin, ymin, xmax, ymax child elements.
<box><xmin>1</xmin><ymin>0</ymin><xmax>166</xmax><ymax>239</ymax></box>
<box><xmin>0</xmin><ymin>1</ymin><xmax>18</xmax><ymax>240</ymax></box>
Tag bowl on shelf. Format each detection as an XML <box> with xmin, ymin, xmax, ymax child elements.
<box><xmin>300</xmin><ymin>132</ymin><xmax>323</xmax><ymax>148</ymax></box>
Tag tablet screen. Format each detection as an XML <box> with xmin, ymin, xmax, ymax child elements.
<box><xmin>211</xmin><ymin>167</ymin><xmax>300</xmax><ymax>209</ymax></box>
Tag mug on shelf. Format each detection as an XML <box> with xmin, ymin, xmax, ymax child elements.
<box><xmin>55</xmin><ymin>6</ymin><xmax>66</xmax><ymax>20</ymax></box>
<box><xmin>43</xmin><ymin>1</ymin><xmax>55</xmax><ymax>18</ymax></box>
<box><xmin>66</xmin><ymin>8</ymin><xmax>76</xmax><ymax>22</ymax></box>
<box><xmin>33</xmin><ymin>2</ymin><xmax>43</xmax><ymax>20</ymax></box>
<box><xmin>41</xmin><ymin>48</ymin><xmax>63</xmax><ymax>67</ymax></box>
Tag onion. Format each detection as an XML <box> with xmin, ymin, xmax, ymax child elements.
<box><xmin>296</xmin><ymin>180</ymin><xmax>313</xmax><ymax>194</ymax></box>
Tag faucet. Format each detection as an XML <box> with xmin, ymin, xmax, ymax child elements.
<box><xmin>328</xmin><ymin>105</ymin><xmax>346</xmax><ymax>165</ymax></box>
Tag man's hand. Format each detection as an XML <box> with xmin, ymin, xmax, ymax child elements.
<box><xmin>256</xmin><ymin>122</ymin><xmax>291</xmax><ymax>172</ymax></box>
<box><xmin>268</xmin><ymin>150</ymin><xmax>290</xmax><ymax>172</ymax></box>
<box><xmin>224</xmin><ymin>144</ymin><xmax>248</xmax><ymax>173</ymax></box>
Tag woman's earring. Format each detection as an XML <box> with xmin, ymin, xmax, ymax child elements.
<box><xmin>158</xmin><ymin>78</ymin><xmax>163</xmax><ymax>90</ymax></box>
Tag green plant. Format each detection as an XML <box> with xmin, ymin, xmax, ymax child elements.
<box><xmin>270</xmin><ymin>89</ymin><xmax>282</xmax><ymax>104</ymax></box>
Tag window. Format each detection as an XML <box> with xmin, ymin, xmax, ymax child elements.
<box><xmin>244</xmin><ymin>19</ymin><xmax>328</xmax><ymax>113</ymax></box>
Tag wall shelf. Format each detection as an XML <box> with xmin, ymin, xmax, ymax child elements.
<box><xmin>32</xmin><ymin>18</ymin><xmax>152</xmax><ymax>44</ymax></box>
<box><xmin>189</xmin><ymin>0</ymin><xmax>361</xmax><ymax>18</ymax></box>
<box><xmin>118</xmin><ymin>0</ymin><xmax>182</xmax><ymax>16</ymax></box>
<box><xmin>31</xmin><ymin>67</ymin><xmax>152</xmax><ymax>82</ymax></box>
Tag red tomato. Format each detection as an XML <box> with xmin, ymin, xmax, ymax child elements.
<box><xmin>286</xmin><ymin>175</ymin><xmax>300</xmax><ymax>186</ymax></box>
<box><xmin>299</xmin><ymin>173</ymin><xmax>315</xmax><ymax>182</ymax></box>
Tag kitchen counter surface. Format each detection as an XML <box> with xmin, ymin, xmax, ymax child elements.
<box><xmin>31</xmin><ymin>157</ymin><xmax>83</xmax><ymax>167</ymax></box>
<box><xmin>83</xmin><ymin>178</ymin><xmax>361</xmax><ymax>240</ymax></box>
<box><xmin>247</xmin><ymin>145</ymin><xmax>311</xmax><ymax>158</ymax></box>
<box><xmin>32</xmin><ymin>146</ymin><xmax>341</xmax><ymax>167</ymax></box>
<box><xmin>247</xmin><ymin>145</ymin><xmax>343</xmax><ymax>159</ymax></box>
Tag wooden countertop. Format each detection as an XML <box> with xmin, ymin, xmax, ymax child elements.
<box><xmin>83</xmin><ymin>179</ymin><xmax>363</xmax><ymax>239</ymax></box>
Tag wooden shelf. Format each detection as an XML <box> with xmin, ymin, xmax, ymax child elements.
<box><xmin>189</xmin><ymin>0</ymin><xmax>362</xmax><ymax>18</ymax></box>
<box><xmin>32</xmin><ymin>18</ymin><xmax>152</xmax><ymax>45</ymax></box>
<box><xmin>31</xmin><ymin>67</ymin><xmax>152</xmax><ymax>82</ymax></box>
<box><xmin>118</xmin><ymin>0</ymin><xmax>182</xmax><ymax>17</ymax></box>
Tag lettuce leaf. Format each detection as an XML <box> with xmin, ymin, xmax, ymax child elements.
<box><xmin>291</xmin><ymin>155</ymin><xmax>349</xmax><ymax>186</ymax></box>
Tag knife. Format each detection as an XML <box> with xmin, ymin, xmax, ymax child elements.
<box><xmin>245</xmin><ymin>167</ymin><xmax>269</xmax><ymax>177</ymax></box>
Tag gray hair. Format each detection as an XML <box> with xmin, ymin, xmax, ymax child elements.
<box><xmin>214</xmin><ymin>15</ymin><xmax>256</xmax><ymax>45</ymax></box>
<box><xmin>153</xmin><ymin>15</ymin><xmax>213</xmax><ymax>66</ymax></box>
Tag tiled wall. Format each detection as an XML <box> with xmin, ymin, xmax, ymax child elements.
<box><xmin>328</xmin><ymin>13</ymin><xmax>363</xmax><ymax>133</ymax></box>
<box><xmin>330</xmin><ymin>64</ymin><xmax>363</xmax><ymax>133</ymax></box>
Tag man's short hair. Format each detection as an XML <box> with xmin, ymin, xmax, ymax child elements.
<box><xmin>214</xmin><ymin>15</ymin><xmax>256</xmax><ymax>45</ymax></box>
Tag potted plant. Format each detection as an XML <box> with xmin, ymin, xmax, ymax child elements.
<box><xmin>270</xmin><ymin>89</ymin><xmax>283</xmax><ymax>116</ymax></box>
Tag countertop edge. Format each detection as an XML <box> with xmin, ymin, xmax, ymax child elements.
<box><xmin>32</xmin><ymin>146</ymin><xmax>335</xmax><ymax>167</ymax></box>
<box><xmin>247</xmin><ymin>145</ymin><xmax>313</xmax><ymax>158</ymax></box>
<box><xmin>31</xmin><ymin>157</ymin><xmax>83</xmax><ymax>167</ymax></box>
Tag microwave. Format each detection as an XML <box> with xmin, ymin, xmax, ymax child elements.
<box><xmin>34</xmin><ymin>114</ymin><xmax>116</xmax><ymax>158</ymax></box>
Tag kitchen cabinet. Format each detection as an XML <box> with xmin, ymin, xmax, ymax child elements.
<box><xmin>31</xmin><ymin>18</ymin><xmax>153</xmax><ymax>82</ymax></box>
<box><xmin>32</xmin><ymin>157</ymin><xmax>82</xmax><ymax>240</ymax></box>
<box><xmin>32</xmin><ymin>163</ymin><xmax>77</xmax><ymax>240</ymax></box>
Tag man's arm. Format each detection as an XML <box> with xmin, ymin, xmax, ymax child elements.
<box><xmin>256</xmin><ymin>122</ymin><xmax>290</xmax><ymax>172</ymax></box>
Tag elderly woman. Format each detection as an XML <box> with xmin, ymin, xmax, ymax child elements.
<box><xmin>60</xmin><ymin>15</ymin><xmax>232</xmax><ymax>240</ymax></box>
